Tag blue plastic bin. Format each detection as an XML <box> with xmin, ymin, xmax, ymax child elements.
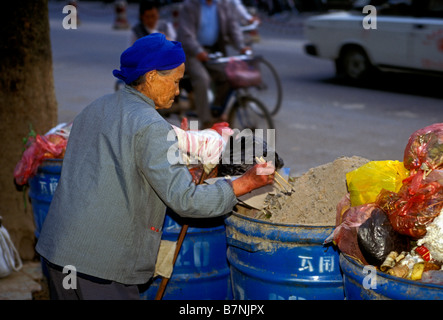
<box><xmin>340</xmin><ymin>253</ymin><xmax>443</xmax><ymax>300</ymax></box>
<box><xmin>225</xmin><ymin>212</ymin><xmax>344</xmax><ymax>300</ymax></box>
<box><xmin>28</xmin><ymin>159</ymin><xmax>63</xmax><ymax>239</ymax></box>
<box><xmin>139</xmin><ymin>210</ymin><xmax>232</xmax><ymax>300</ymax></box>
<box><xmin>28</xmin><ymin>159</ymin><xmax>63</xmax><ymax>278</ymax></box>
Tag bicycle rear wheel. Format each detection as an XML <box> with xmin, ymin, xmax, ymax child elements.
<box><xmin>248</xmin><ymin>56</ymin><xmax>282</xmax><ymax>116</ymax></box>
<box><xmin>228</xmin><ymin>96</ymin><xmax>274</xmax><ymax>133</ymax></box>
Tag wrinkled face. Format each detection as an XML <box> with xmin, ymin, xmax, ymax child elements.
<box><xmin>140</xmin><ymin>8</ymin><xmax>159</xmax><ymax>29</ymax></box>
<box><xmin>141</xmin><ymin>63</ymin><xmax>185</xmax><ymax>109</ymax></box>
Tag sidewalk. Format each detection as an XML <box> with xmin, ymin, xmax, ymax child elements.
<box><xmin>0</xmin><ymin>261</ymin><xmax>48</xmax><ymax>300</ymax></box>
<box><xmin>0</xmin><ymin>2</ymin><xmax>317</xmax><ymax>300</ymax></box>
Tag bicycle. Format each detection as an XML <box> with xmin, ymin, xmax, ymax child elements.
<box><xmin>238</xmin><ymin>20</ymin><xmax>283</xmax><ymax>116</ymax></box>
<box><xmin>162</xmin><ymin>51</ymin><xmax>275</xmax><ymax>134</ymax></box>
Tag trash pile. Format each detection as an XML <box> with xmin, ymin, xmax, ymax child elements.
<box><xmin>14</xmin><ymin>123</ymin><xmax>72</xmax><ymax>186</ymax></box>
<box><xmin>233</xmin><ymin>156</ymin><xmax>369</xmax><ymax>226</ymax></box>
<box><xmin>266</xmin><ymin>156</ymin><xmax>369</xmax><ymax>226</ymax></box>
<box><xmin>327</xmin><ymin>123</ymin><xmax>443</xmax><ymax>285</ymax></box>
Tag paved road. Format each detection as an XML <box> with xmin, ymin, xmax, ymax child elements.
<box><xmin>254</xmin><ymin>13</ymin><xmax>443</xmax><ymax>175</ymax></box>
<box><xmin>49</xmin><ymin>2</ymin><xmax>443</xmax><ymax>176</ymax></box>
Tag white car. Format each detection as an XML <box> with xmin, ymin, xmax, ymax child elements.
<box><xmin>304</xmin><ymin>1</ymin><xmax>443</xmax><ymax>80</ymax></box>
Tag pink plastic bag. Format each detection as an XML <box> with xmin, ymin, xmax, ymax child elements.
<box><xmin>326</xmin><ymin>203</ymin><xmax>380</xmax><ymax>264</ymax></box>
<box><xmin>225</xmin><ymin>58</ymin><xmax>262</xmax><ymax>88</ymax></box>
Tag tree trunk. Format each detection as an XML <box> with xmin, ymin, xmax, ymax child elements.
<box><xmin>0</xmin><ymin>0</ymin><xmax>57</xmax><ymax>260</ymax></box>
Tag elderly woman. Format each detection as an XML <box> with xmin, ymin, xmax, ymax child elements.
<box><xmin>36</xmin><ymin>33</ymin><xmax>274</xmax><ymax>300</ymax></box>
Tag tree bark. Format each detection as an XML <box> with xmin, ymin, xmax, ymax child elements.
<box><xmin>0</xmin><ymin>0</ymin><xmax>57</xmax><ymax>260</ymax></box>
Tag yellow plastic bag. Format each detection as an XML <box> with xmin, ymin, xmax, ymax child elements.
<box><xmin>346</xmin><ymin>160</ymin><xmax>409</xmax><ymax>207</ymax></box>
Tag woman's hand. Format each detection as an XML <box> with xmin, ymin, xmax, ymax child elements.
<box><xmin>231</xmin><ymin>162</ymin><xmax>275</xmax><ymax>197</ymax></box>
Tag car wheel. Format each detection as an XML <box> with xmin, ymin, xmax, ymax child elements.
<box><xmin>337</xmin><ymin>47</ymin><xmax>372</xmax><ymax>81</ymax></box>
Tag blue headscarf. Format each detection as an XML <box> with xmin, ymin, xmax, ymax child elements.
<box><xmin>113</xmin><ymin>33</ymin><xmax>186</xmax><ymax>84</ymax></box>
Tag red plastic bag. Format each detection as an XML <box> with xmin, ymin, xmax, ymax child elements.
<box><xmin>376</xmin><ymin>181</ymin><xmax>443</xmax><ymax>239</ymax></box>
<box><xmin>404</xmin><ymin>123</ymin><xmax>443</xmax><ymax>173</ymax></box>
<box><xmin>14</xmin><ymin>134</ymin><xmax>67</xmax><ymax>186</ymax></box>
<box><xmin>379</xmin><ymin>123</ymin><xmax>443</xmax><ymax>239</ymax></box>
<box><xmin>403</xmin><ymin>123</ymin><xmax>443</xmax><ymax>194</ymax></box>
<box><xmin>402</xmin><ymin>123</ymin><xmax>443</xmax><ymax>197</ymax></box>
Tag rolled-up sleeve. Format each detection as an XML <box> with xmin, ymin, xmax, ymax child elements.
<box><xmin>135</xmin><ymin>120</ymin><xmax>237</xmax><ymax>218</ymax></box>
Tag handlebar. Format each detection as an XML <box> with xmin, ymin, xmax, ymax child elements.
<box><xmin>206</xmin><ymin>50</ymin><xmax>255</xmax><ymax>65</ymax></box>
<box><xmin>239</xmin><ymin>20</ymin><xmax>260</xmax><ymax>32</ymax></box>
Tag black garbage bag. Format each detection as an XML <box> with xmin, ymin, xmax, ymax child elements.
<box><xmin>218</xmin><ymin>133</ymin><xmax>284</xmax><ymax>177</ymax></box>
<box><xmin>357</xmin><ymin>207</ymin><xmax>410</xmax><ymax>267</ymax></box>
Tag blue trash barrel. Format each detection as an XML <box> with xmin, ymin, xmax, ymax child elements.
<box><xmin>225</xmin><ymin>212</ymin><xmax>344</xmax><ymax>300</ymax></box>
<box><xmin>28</xmin><ymin>159</ymin><xmax>63</xmax><ymax>278</ymax></box>
<box><xmin>340</xmin><ymin>253</ymin><xmax>443</xmax><ymax>300</ymax></box>
<box><xmin>139</xmin><ymin>210</ymin><xmax>232</xmax><ymax>300</ymax></box>
<box><xmin>28</xmin><ymin>159</ymin><xmax>63</xmax><ymax>239</ymax></box>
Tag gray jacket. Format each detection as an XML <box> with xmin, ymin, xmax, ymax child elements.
<box><xmin>177</xmin><ymin>0</ymin><xmax>245</xmax><ymax>57</ymax></box>
<box><xmin>36</xmin><ymin>86</ymin><xmax>237</xmax><ymax>285</ymax></box>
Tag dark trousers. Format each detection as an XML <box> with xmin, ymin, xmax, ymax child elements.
<box><xmin>185</xmin><ymin>43</ymin><xmax>231</xmax><ymax>126</ymax></box>
<box><xmin>45</xmin><ymin>261</ymin><xmax>140</xmax><ymax>300</ymax></box>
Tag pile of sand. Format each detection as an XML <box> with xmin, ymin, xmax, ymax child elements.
<box><xmin>266</xmin><ymin>156</ymin><xmax>370</xmax><ymax>226</ymax></box>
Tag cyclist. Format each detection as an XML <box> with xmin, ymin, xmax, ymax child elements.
<box><xmin>231</xmin><ymin>0</ymin><xmax>260</xmax><ymax>24</ymax></box>
<box><xmin>177</xmin><ymin>0</ymin><xmax>251</xmax><ymax>129</ymax></box>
